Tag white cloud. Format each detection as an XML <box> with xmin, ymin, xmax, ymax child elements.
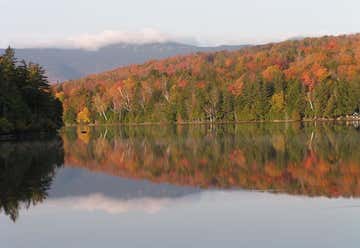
<box><xmin>64</xmin><ymin>29</ymin><xmax>171</xmax><ymax>50</ymax></box>
<box><xmin>6</xmin><ymin>29</ymin><xmax>199</xmax><ymax>50</ymax></box>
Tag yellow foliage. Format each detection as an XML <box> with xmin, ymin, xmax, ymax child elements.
<box><xmin>271</xmin><ymin>92</ymin><xmax>285</xmax><ymax>110</ymax></box>
<box><xmin>55</xmin><ymin>92</ymin><xmax>65</xmax><ymax>102</ymax></box>
<box><xmin>77</xmin><ymin>126</ymin><xmax>90</xmax><ymax>144</ymax></box>
<box><xmin>262</xmin><ymin>65</ymin><xmax>283</xmax><ymax>82</ymax></box>
<box><xmin>77</xmin><ymin>107</ymin><xmax>91</xmax><ymax>124</ymax></box>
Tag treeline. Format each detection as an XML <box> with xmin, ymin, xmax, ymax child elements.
<box><xmin>54</xmin><ymin>34</ymin><xmax>360</xmax><ymax>125</ymax></box>
<box><xmin>0</xmin><ymin>48</ymin><xmax>63</xmax><ymax>134</ymax></box>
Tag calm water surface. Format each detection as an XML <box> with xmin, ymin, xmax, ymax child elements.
<box><xmin>1</xmin><ymin>123</ymin><xmax>360</xmax><ymax>247</ymax></box>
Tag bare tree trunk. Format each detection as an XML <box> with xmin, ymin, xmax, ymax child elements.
<box><xmin>102</xmin><ymin>111</ymin><xmax>108</xmax><ymax>121</ymax></box>
<box><xmin>307</xmin><ymin>92</ymin><xmax>315</xmax><ymax>119</ymax></box>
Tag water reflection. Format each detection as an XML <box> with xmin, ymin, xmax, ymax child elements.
<box><xmin>63</xmin><ymin>123</ymin><xmax>360</xmax><ymax>197</ymax></box>
<box><xmin>47</xmin><ymin>166</ymin><xmax>200</xmax><ymax>215</ymax></box>
<box><xmin>1</xmin><ymin>123</ymin><xmax>360</xmax><ymax>223</ymax></box>
<box><xmin>0</xmin><ymin>137</ymin><xmax>64</xmax><ymax>221</ymax></box>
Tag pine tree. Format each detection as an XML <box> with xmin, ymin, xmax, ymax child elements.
<box><xmin>0</xmin><ymin>48</ymin><xmax>63</xmax><ymax>134</ymax></box>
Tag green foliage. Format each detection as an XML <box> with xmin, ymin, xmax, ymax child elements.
<box><xmin>0</xmin><ymin>48</ymin><xmax>63</xmax><ymax>134</ymax></box>
<box><xmin>285</xmin><ymin>80</ymin><xmax>306</xmax><ymax>120</ymax></box>
<box><xmin>63</xmin><ymin>107</ymin><xmax>77</xmax><ymax>124</ymax></box>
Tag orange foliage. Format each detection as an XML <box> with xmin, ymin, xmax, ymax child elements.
<box><xmin>225</xmin><ymin>58</ymin><xmax>234</xmax><ymax>67</ymax></box>
<box><xmin>55</xmin><ymin>34</ymin><xmax>360</xmax><ymax>119</ymax></box>
<box><xmin>196</xmin><ymin>81</ymin><xmax>206</xmax><ymax>89</ymax></box>
<box><xmin>311</xmin><ymin>63</ymin><xmax>329</xmax><ymax>82</ymax></box>
<box><xmin>301</xmin><ymin>72</ymin><xmax>315</xmax><ymax>90</ymax></box>
<box><xmin>227</xmin><ymin>78</ymin><xmax>244</xmax><ymax>96</ymax></box>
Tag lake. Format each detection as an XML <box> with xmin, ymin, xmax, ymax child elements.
<box><xmin>1</xmin><ymin>123</ymin><xmax>360</xmax><ymax>248</ymax></box>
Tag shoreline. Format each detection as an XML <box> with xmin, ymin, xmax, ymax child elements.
<box><xmin>2</xmin><ymin>119</ymin><xmax>359</xmax><ymax>141</ymax></box>
<box><xmin>2</xmin><ymin>118</ymin><xmax>359</xmax><ymax>140</ymax></box>
<box><xmin>65</xmin><ymin>118</ymin><xmax>360</xmax><ymax>128</ymax></box>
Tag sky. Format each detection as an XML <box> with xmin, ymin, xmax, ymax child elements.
<box><xmin>1</xmin><ymin>0</ymin><xmax>359</xmax><ymax>49</ymax></box>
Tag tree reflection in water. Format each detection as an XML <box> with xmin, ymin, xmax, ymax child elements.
<box><xmin>1</xmin><ymin>123</ymin><xmax>360</xmax><ymax>222</ymax></box>
<box><xmin>63</xmin><ymin>123</ymin><xmax>360</xmax><ymax>198</ymax></box>
<box><xmin>0</xmin><ymin>137</ymin><xmax>64</xmax><ymax>222</ymax></box>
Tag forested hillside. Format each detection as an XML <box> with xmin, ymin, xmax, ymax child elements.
<box><xmin>0</xmin><ymin>48</ymin><xmax>63</xmax><ymax>135</ymax></box>
<box><xmin>55</xmin><ymin>35</ymin><xmax>360</xmax><ymax>125</ymax></box>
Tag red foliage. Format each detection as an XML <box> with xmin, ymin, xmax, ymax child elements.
<box><xmin>177</xmin><ymin>80</ymin><xmax>188</xmax><ymax>88</ymax></box>
<box><xmin>54</xmin><ymin>34</ymin><xmax>360</xmax><ymax>117</ymax></box>
<box><xmin>301</xmin><ymin>72</ymin><xmax>315</xmax><ymax>90</ymax></box>
<box><xmin>196</xmin><ymin>81</ymin><xmax>206</xmax><ymax>89</ymax></box>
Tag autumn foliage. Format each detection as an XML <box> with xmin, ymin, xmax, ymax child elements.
<box><xmin>54</xmin><ymin>34</ymin><xmax>360</xmax><ymax>124</ymax></box>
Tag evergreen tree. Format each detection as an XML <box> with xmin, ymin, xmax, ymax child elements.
<box><xmin>0</xmin><ymin>48</ymin><xmax>63</xmax><ymax>134</ymax></box>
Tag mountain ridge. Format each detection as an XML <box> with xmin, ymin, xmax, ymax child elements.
<box><xmin>0</xmin><ymin>42</ymin><xmax>248</xmax><ymax>82</ymax></box>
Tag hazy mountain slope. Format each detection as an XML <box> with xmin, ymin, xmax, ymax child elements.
<box><xmin>0</xmin><ymin>42</ymin><xmax>247</xmax><ymax>82</ymax></box>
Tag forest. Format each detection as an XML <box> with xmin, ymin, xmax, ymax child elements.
<box><xmin>54</xmin><ymin>34</ymin><xmax>360</xmax><ymax>125</ymax></box>
<box><xmin>0</xmin><ymin>48</ymin><xmax>63</xmax><ymax>135</ymax></box>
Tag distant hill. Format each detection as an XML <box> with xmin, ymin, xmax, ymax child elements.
<box><xmin>55</xmin><ymin>34</ymin><xmax>360</xmax><ymax>124</ymax></box>
<box><xmin>0</xmin><ymin>42</ymin><xmax>247</xmax><ymax>82</ymax></box>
